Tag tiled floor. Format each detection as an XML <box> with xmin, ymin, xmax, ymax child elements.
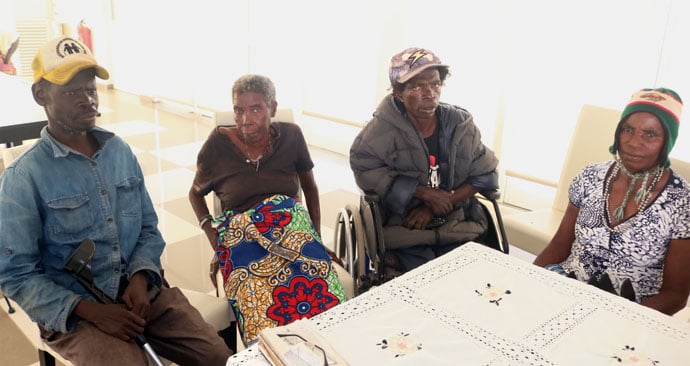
<box><xmin>0</xmin><ymin>87</ymin><xmax>534</xmax><ymax>365</ymax></box>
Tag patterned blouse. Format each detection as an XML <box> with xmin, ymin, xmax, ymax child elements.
<box><xmin>561</xmin><ymin>161</ymin><xmax>690</xmax><ymax>302</ymax></box>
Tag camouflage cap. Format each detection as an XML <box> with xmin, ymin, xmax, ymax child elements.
<box><xmin>389</xmin><ymin>47</ymin><xmax>447</xmax><ymax>85</ymax></box>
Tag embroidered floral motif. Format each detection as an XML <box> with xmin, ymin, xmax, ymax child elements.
<box><xmin>610</xmin><ymin>345</ymin><xmax>659</xmax><ymax>365</ymax></box>
<box><xmin>267</xmin><ymin>276</ymin><xmax>340</xmax><ymax>325</ymax></box>
<box><xmin>376</xmin><ymin>332</ymin><xmax>423</xmax><ymax>357</ymax></box>
<box><xmin>475</xmin><ymin>283</ymin><xmax>512</xmax><ymax>306</ymax></box>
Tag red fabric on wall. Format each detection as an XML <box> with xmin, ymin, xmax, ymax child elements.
<box><xmin>77</xmin><ymin>22</ymin><xmax>93</xmax><ymax>52</ymax></box>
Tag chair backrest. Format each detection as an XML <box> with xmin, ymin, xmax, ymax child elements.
<box><xmin>2</xmin><ymin>143</ymin><xmax>33</xmax><ymax>169</ymax></box>
<box><xmin>2</xmin><ymin>143</ymin><xmax>32</xmax><ymax>309</ymax></box>
<box><xmin>553</xmin><ymin>104</ymin><xmax>621</xmax><ymax>213</ymax></box>
<box><xmin>669</xmin><ymin>157</ymin><xmax>690</xmax><ymax>181</ymax></box>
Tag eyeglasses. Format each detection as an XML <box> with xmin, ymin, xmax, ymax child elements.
<box><xmin>277</xmin><ymin>333</ymin><xmax>328</xmax><ymax>366</ymax></box>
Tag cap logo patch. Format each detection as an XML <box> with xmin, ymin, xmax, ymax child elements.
<box><xmin>639</xmin><ymin>92</ymin><xmax>665</xmax><ymax>103</ymax></box>
<box><xmin>404</xmin><ymin>50</ymin><xmax>432</xmax><ymax>67</ymax></box>
<box><xmin>56</xmin><ymin>38</ymin><xmax>87</xmax><ymax>58</ymax></box>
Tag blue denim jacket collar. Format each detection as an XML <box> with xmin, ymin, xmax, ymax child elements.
<box><xmin>41</xmin><ymin>125</ymin><xmax>115</xmax><ymax>159</ymax></box>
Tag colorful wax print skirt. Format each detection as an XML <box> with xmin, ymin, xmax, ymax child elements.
<box><xmin>215</xmin><ymin>194</ymin><xmax>346</xmax><ymax>345</ymax></box>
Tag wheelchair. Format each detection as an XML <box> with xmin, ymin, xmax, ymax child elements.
<box><xmin>333</xmin><ymin>190</ymin><xmax>510</xmax><ymax>296</ymax></box>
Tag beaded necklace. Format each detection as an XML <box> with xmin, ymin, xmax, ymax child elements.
<box><xmin>238</xmin><ymin>131</ymin><xmax>273</xmax><ymax>172</ymax></box>
<box><xmin>601</xmin><ymin>157</ymin><xmax>664</xmax><ymax>233</ymax></box>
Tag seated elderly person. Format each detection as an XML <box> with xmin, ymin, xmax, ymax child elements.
<box><xmin>0</xmin><ymin>36</ymin><xmax>231</xmax><ymax>365</ymax></box>
<box><xmin>189</xmin><ymin>74</ymin><xmax>346</xmax><ymax>346</ymax></box>
<box><xmin>534</xmin><ymin>88</ymin><xmax>690</xmax><ymax>315</ymax></box>
<box><xmin>350</xmin><ymin>47</ymin><xmax>499</xmax><ymax>275</ymax></box>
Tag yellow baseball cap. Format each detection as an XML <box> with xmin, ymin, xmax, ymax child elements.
<box><xmin>32</xmin><ymin>36</ymin><xmax>109</xmax><ymax>85</ymax></box>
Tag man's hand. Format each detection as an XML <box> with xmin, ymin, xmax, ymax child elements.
<box><xmin>403</xmin><ymin>206</ymin><xmax>435</xmax><ymax>230</ymax></box>
<box><xmin>96</xmin><ymin>303</ymin><xmax>146</xmax><ymax>342</ymax></box>
<box><xmin>74</xmin><ymin>301</ymin><xmax>146</xmax><ymax>342</ymax></box>
<box><xmin>121</xmin><ymin>271</ymin><xmax>151</xmax><ymax>321</ymax></box>
<box><xmin>416</xmin><ymin>186</ymin><xmax>454</xmax><ymax>216</ymax></box>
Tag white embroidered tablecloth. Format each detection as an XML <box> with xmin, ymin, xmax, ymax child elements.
<box><xmin>227</xmin><ymin>242</ymin><xmax>690</xmax><ymax>366</ymax></box>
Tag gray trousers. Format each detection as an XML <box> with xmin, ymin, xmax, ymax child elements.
<box><xmin>42</xmin><ymin>287</ymin><xmax>232</xmax><ymax>366</ymax></box>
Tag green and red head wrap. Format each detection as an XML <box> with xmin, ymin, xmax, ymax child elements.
<box><xmin>610</xmin><ymin>87</ymin><xmax>683</xmax><ymax>167</ymax></box>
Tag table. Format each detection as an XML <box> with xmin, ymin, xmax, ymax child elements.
<box><xmin>227</xmin><ymin>242</ymin><xmax>690</xmax><ymax>366</ymax></box>
<box><xmin>0</xmin><ymin>73</ymin><xmax>47</xmax><ymax>146</ymax></box>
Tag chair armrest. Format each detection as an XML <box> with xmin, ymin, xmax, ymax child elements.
<box><xmin>478</xmin><ymin>189</ymin><xmax>500</xmax><ymax>201</ymax></box>
<box><xmin>475</xmin><ymin>189</ymin><xmax>510</xmax><ymax>254</ymax></box>
<box><xmin>362</xmin><ymin>191</ymin><xmax>381</xmax><ymax>204</ymax></box>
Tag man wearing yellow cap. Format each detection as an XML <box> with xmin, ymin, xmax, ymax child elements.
<box><xmin>0</xmin><ymin>36</ymin><xmax>232</xmax><ymax>365</ymax></box>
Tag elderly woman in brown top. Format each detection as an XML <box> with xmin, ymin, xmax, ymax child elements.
<box><xmin>188</xmin><ymin>74</ymin><xmax>345</xmax><ymax>346</ymax></box>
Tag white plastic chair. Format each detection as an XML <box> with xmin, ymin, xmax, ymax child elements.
<box><xmin>502</xmin><ymin>104</ymin><xmax>621</xmax><ymax>255</ymax></box>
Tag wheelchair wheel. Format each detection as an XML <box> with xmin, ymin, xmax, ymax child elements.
<box><xmin>333</xmin><ymin>205</ymin><xmax>367</xmax><ymax>281</ymax></box>
<box><xmin>334</xmin><ymin>208</ymin><xmax>355</xmax><ymax>277</ymax></box>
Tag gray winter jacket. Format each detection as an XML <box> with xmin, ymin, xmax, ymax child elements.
<box><xmin>349</xmin><ymin>94</ymin><xmax>499</xmax><ymax>249</ymax></box>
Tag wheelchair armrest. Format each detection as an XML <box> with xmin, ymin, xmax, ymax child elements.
<box><xmin>476</xmin><ymin>189</ymin><xmax>510</xmax><ymax>254</ymax></box>
<box><xmin>365</xmin><ymin>190</ymin><xmax>501</xmax><ymax>202</ymax></box>
<box><xmin>362</xmin><ymin>191</ymin><xmax>381</xmax><ymax>204</ymax></box>
<box><xmin>477</xmin><ymin>189</ymin><xmax>500</xmax><ymax>202</ymax></box>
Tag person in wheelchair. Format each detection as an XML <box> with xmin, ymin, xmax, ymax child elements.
<box><xmin>189</xmin><ymin>74</ymin><xmax>346</xmax><ymax>346</ymax></box>
<box><xmin>349</xmin><ymin>47</ymin><xmax>499</xmax><ymax>275</ymax></box>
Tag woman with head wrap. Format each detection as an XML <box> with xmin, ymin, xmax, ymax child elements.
<box><xmin>534</xmin><ymin>88</ymin><xmax>690</xmax><ymax>315</ymax></box>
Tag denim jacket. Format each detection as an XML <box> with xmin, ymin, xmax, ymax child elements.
<box><xmin>0</xmin><ymin>127</ymin><xmax>165</xmax><ymax>333</ymax></box>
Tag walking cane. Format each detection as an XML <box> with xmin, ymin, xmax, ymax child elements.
<box><xmin>3</xmin><ymin>295</ymin><xmax>15</xmax><ymax>313</ymax></box>
<box><xmin>64</xmin><ymin>238</ymin><xmax>165</xmax><ymax>366</ymax></box>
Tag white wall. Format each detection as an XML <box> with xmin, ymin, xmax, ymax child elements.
<box><xmin>36</xmin><ymin>0</ymin><xmax>690</xmax><ymax>210</ymax></box>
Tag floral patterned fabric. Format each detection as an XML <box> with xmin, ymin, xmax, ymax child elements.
<box><xmin>561</xmin><ymin>161</ymin><xmax>690</xmax><ymax>302</ymax></box>
<box><xmin>215</xmin><ymin>194</ymin><xmax>346</xmax><ymax>345</ymax></box>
